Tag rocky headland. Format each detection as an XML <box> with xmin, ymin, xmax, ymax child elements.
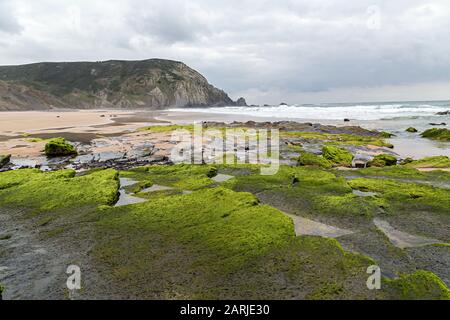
<box><xmin>0</xmin><ymin>59</ymin><xmax>244</xmax><ymax>111</ymax></box>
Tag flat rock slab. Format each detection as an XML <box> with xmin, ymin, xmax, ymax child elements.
<box><xmin>119</xmin><ymin>177</ymin><xmax>139</xmax><ymax>187</ymax></box>
<box><xmin>141</xmin><ymin>185</ymin><xmax>174</xmax><ymax>193</ymax></box>
<box><xmin>374</xmin><ymin>218</ymin><xmax>443</xmax><ymax>249</ymax></box>
<box><xmin>285</xmin><ymin>213</ymin><xmax>354</xmax><ymax>238</ymax></box>
<box><xmin>352</xmin><ymin>190</ymin><xmax>378</xmax><ymax>197</ymax></box>
<box><xmin>212</xmin><ymin>174</ymin><xmax>234</xmax><ymax>183</ymax></box>
<box><xmin>114</xmin><ymin>189</ymin><xmax>147</xmax><ymax>207</ymax></box>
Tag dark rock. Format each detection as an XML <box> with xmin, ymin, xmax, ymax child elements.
<box><xmin>429</xmin><ymin>123</ymin><xmax>446</xmax><ymax>126</ymax></box>
<box><xmin>235</xmin><ymin>97</ymin><xmax>248</xmax><ymax>106</ymax></box>
<box><xmin>436</xmin><ymin>111</ymin><xmax>450</xmax><ymax>115</ymax></box>
<box><xmin>0</xmin><ymin>154</ymin><xmax>11</xmax><ymax>168</ymax></box>
<box><xmin>344</xmin><ymin>119</ymin><xmax>350</xmax><ymax>122</ymax></box>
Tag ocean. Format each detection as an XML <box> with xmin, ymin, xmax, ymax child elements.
<box><xmin>170</xmin><ymin>100</ymin><xmax>450</xmax><ymax>122</ymax></box>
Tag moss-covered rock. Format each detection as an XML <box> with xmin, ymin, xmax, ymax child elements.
<box><xmin>367</xmin><ymin>154</ymin><xmax>398</xmax><ymax>167</ymax></box>
<box><xmin>1</xmin><ymin>164</ymin><xmax>449</xmax><ymax>299</ymax></box>
<box><xmin>406</xmin><ymin>127</ymin><xmax>418</xmax><ymax>133</ymax></box>
<box><xmin>421</xmin><ymin>128</ymin><xmax>450</xmax><ymax>142</ymax></box>
<box><xmin>44</xmin><ymin>137</ymin><xmax>77</xmax><ymax>157</ymax></box>
<box><xmin>0</xmin><ymin>154</ymin><xmax>11</xmax><ymax>168</ymax></box>
<box><xmin>348</xmin><ymin>177</ymin><xmax>450</xmax><ymax>216</ymax></box>
<box><xmin>403</xmin><ymin>156</ymin><xmax>450</xmax><ymax>169</ymax></box>
<box><xmin>322</xmin><ymin>146</ymin><xmax>354</xmax><ymax>167</ymax></box>
<box><xmin>0</xmin><ymin>168</ymin><xmax>119</xmax><ymax>215</ymax></box>
<box><xmin>282</xmin><ymin>131</ymin><xmax>392</xmax><ymax>148</ymax></box>
<box><xmin>385</xmin><ymin>270</ymin><xmax>450</xmax><ymax>300</ymax></box>
<box><xmin>298</xmin><ymin>152</ymin><xmax>332</xmax><ymax>169</ymax></box>
<box><xmin>380</xmin><ymin>131</ymin><xmax>394</xmax><ymax>138</ymax></box>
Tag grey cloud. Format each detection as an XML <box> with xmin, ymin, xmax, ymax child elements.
<box><xmin>0</xmin><ymin>0</ymin><xmax>22</xmax><ymax>34</ymax></box>
<box><xmin>1</xmin><ymin>0</ymin><xmax>450</xmax><ymax>103</ymax></box>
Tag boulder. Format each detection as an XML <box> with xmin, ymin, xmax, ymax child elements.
<box><xmin>322</xmin><ymin>146</ymin><xmax>354</xmax><ymax>167</ymax></box>
<box><xmin>368</xmin><ymin>154</ymin><xmax>398</xmax><ymax>167</ymax></box>
<box><xmin>235</xmin><ymin>97</ymin><xmax>248</xmax><ymax>106</ymax></box>
<box><xmin>44</xmin><ymin>138</ymin><xmax>78</xmax><ymax>157</ymax></box>
<box><xmin>0</xmin><ymin>154</ymin><xmax>11</xmax><ymax>168</ymax></box>
<box><xmin>406</xmin><ymin>127</ymin><xmax>418</xmax><ymax>133</ymax></box>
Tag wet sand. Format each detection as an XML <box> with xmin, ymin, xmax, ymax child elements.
<box><xmin>0</xmin><ymin>110</ymin><xmax>167</xmax><ymax>137</ymax></box>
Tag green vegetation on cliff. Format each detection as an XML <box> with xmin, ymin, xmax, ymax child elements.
<box><xmin>0</xmin><ymin>59</ymin><xmax>234</xmax><ymax>110</ymax></box>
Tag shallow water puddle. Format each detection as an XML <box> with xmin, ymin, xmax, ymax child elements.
<box><xmin>141</xmin><ymin>184</ymin><xmax>174</xmax><ymax>193</ymax></box>
<box><xmin>285</xmin><ymin>213</ymin><xmax>353</xmax><ymax>238</ymax></box>
<box><xmin>119</xmin><ymin>177</ymin><xmax>139</xmax><ymax>187</ymax></box>
<box><xmin>352</xmin><ymin>190</ymin><xmax>378</xmax><ymax>197</ymax></box>
<box><xmin>114</xmin><ymin>177</ymin><xmax>147</xmax><ymax>207</ymax></box>
<box><xmin>212</xmin><ymin>174</ymin><xmax>234</xmax><ymax>183</ymax></box>
<box><xmin>374</xmin><ymin>218</ymin><xmax>443</xmax><ymax>249</ymax></box>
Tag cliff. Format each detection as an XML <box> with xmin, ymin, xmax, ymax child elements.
<box><xmin>0</xmin><ymin>59</ymin><xmax>238</xmax><ymax>110</ymax></box>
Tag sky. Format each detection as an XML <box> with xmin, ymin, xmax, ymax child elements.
<box><xmin>1</xmin><ymin>0</ymin><xmax>450</xmax><ymax>104</ymax></box>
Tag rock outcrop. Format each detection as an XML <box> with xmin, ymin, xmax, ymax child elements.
<box><xmin>236</xmin><ymin>97</ymin><xmax>248</xmax><ymax>106</ymax></box>
<box><xmin>0</xmin><ymin>59</ymin><xmax>242</xmax><ymax>110</ymax></box>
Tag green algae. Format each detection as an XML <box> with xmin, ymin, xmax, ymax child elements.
<box><xmin>0</xmin><ymin>168</ymin><xmax>119</xmax><ymax>215</ymax></box>
<box><xmin>44</xmin><ymin>137</ymin><xmax>77</xmax><ymax>157</ymax></box>
<box><xmin>367</xmin><ymin>154</ymin><xmax>398</xmax><ymax>168</ymax></box>
<box><xmin>348</xmin><ymin>178</ymin><xmax>450</xmax><ymax>216</ymax></box>
<box><xmin>406</xmin><ymin>127</ymin><xmax>418</xmax><ymax>133</ymax></box>
<box><xmin>281</xmin><ymin>131</ymin><xmax>392</xmax><ymax>148</ymax></box>
<box><xmin>0</xmin><ymin>164</ymin><xmax>448</xmax><ymax>299</ymax></box>
<box><xmin>322</xmin><ymin>146</ymin><xmax>354</xmax><ymax>167</ymax></box>
<box><xmin>421</xmin><ymin>128</ymin><xmax>450</xmax><ymax>142</ymax></box>
<box><xmin>385</xmin><ymin>270</ymin><xmax>450</xmax><ymax>300</ymax></box>
<box><xmin>221</xmin><ymin>165</ymin><xmax>387</xmax><ymax>218</ymax></box>
<box><xmin>337</xmin><ymin>165</ymin><xmax>450</xmax><ymax>182</ymax></box>
<box><xmin>120</xmin><ymin>164</ymin><xmax>218</xmax><ymax>191</ymax></box>
<box><xmin>138</xmin><ymin>124</ymin><xmax>194</xmax><ymax>133</ymax></box>
<box><xmin>380</xmin><ymin>131</ymin><xmax>395</xmax><ymax>138</ymax></box>
<box><xmin>403</xmin><ymin>156</ymin><xmax>450</xmax><ymax>169</ymax></box>
<box><xmin>297</xmin><ymin>152</ymin><xmax>332</xmax><ymax>169</ymax></box>
<box><xmin>312</xmin><ymin>193</ymin><xmax>388</xmax><ymax>217</ymax></box>
<box><xmin>93</xmin><ymin>185</ymin><xmax>382</xmax><ymax>299</ymax></box>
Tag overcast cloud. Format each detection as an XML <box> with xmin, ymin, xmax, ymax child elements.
<box><xmin>1</xmin><ymin>0</ymin><xmax>450</xmax><ymax>104</ymax></box>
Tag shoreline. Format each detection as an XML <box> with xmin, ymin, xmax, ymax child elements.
<box><xmin>0</xmin><ymin>109</ymin><xmax>449</xmax><ymax>162</ymax></box>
